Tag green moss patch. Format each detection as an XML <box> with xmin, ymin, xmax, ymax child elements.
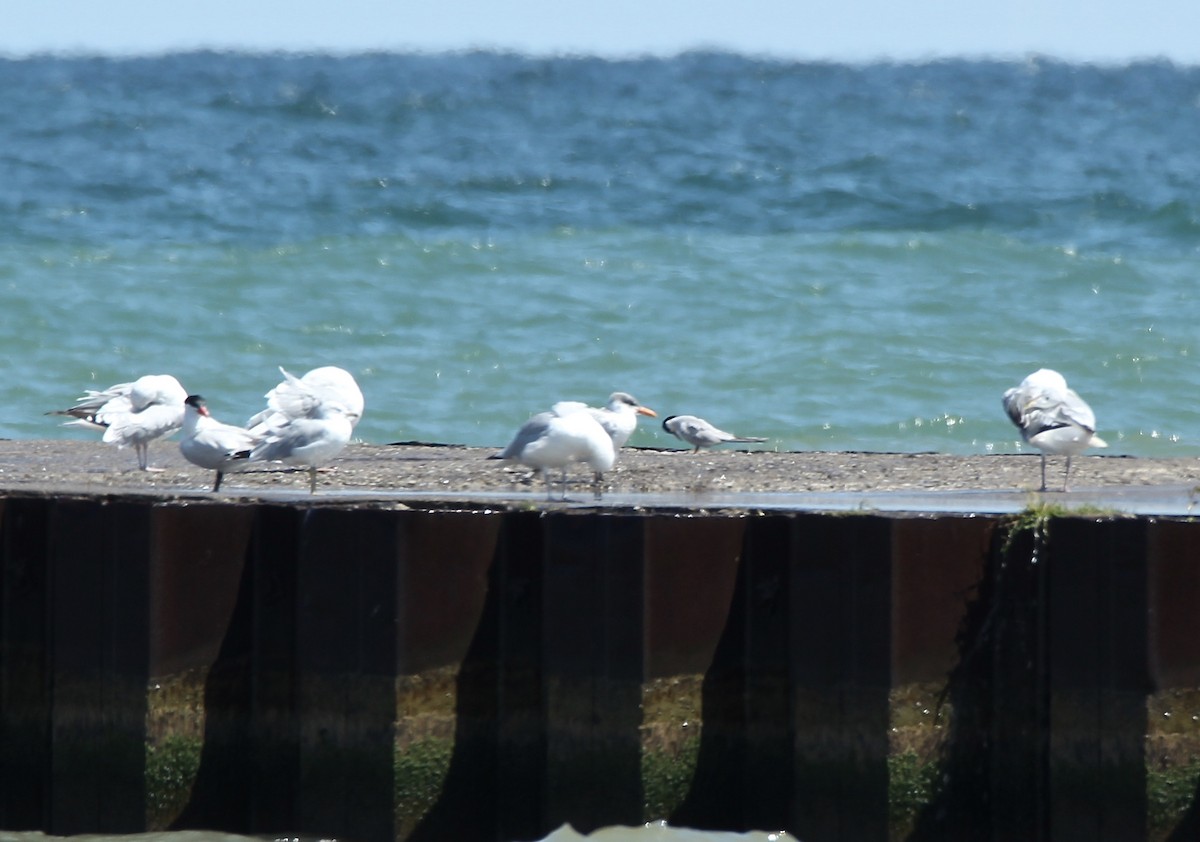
<box><xmin>145</xmin><ymin>735</ymin><xmax>202</xmax><ymax>829</ymax></box>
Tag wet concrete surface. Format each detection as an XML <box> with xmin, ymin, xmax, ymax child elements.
<box><xmin>3</xmin><ymin>438</ymin><xmax>1198</xmax><ymax>516</ymax></box>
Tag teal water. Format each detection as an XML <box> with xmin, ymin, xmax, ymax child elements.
<box><xmin>4</xmin><ymin>53</ymin><xmax>1200</xmax><ymax>456</ymax></box>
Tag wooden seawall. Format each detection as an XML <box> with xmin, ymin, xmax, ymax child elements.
<box><xmin>1</xmin><ymin>489</ymin><xmax>1199</xmax><ymax>841</ymax></box>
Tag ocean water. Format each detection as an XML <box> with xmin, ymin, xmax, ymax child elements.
<box><xmin>3</xmin><ymin>52</ymin><xmax>1200</xmax><ymax>457</ymax></box>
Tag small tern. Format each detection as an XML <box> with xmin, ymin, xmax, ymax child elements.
<box><xmin>662</xmin><ymin>414</ymin><xmax>768</xmax><ymax>452</ymax></box>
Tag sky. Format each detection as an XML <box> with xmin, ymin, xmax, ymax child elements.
<box><xmin>5</xmin><ymin>0</ymin><xmax>1200</xmax><ymax>64</ymax></box>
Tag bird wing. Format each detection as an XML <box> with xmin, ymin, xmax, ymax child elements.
<box><xmin>1053</xmin><ymin>387</ymin><xmax>1098</xmax><ymax>432</ymax></box>
<box><xmin>129</xmin><ymin>375</ymin><xmax>186</xmax><ymax>411</ymax></box>
<box><xmin>670</xmin><ymin>416</ymin><xmax>729</xmax><ymax>446</ymax></box>
<box><xmin>183</xmin><ymin>421</ymin><xmax>260</xmax><ymax>469</ymax></box>
<box><xmin>51</xmin><ymin>383</ymin><xmax>135</xmax><ymax>426</ymax></box>
<box><xmin>1006</xmin><ymin>382</ymin><xmax>1098</xmax><ymax>437</ymax></box>
<box><xmin>300</xmin><ymin>367</ymin><xmax>364</xmax><ymax>422</ymax></box>
<box><xmin>102</xmin><ymin>402</ymin><xmax>184</xmax><ymax>447</ymax></box>
<box><xmin>264</xmin><ymin>367</ymin><xmax>326</xmax><ymax>420</ymax></box>
<box><xmin>202</xmin><ymin>423</ymin><xmax>259</xmax><ymax>455</ymax></box>
<box><xmin>497</xmin><ymin>412</ymin><xmax>554</xmax><ymax>460</ymax></box>
<box><xmin>251</xmin><ymin>414</ymin><xmax>351</xmax><ymax>466</ymax></box>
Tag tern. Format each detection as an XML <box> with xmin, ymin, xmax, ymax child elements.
<box><xmin>49</xmin><ymin>374</ymin><xmax>187</xmax><ymax>470</ymax></box>
<box><xmin>586</xmin><ymin>392</ymin><xmax>658</xmax><ymax>449</ymax></box>
<box><xmin>179</xmin><ymin>395</ymin><xmax>261</xmax><ymax>492</ymax></box>
<box><xmin>1003</xmin><ymin>368</ymin><xmax>1107</xmax><ymax>492</ymax></box>
<box><xmin>662</xmin><ymin>414</ymin><xmax>768</xmax><ymax>452</ymax></box>
<box><xmin>491</xmin><ymin>401</ymin><xmax>616</xmax><ymax>500</ymax></box>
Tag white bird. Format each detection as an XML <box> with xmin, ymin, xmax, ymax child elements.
<box><xmin>662</xmin><ymin>414</ymin><xmax>768</xmax><ymax>452</ymax></box>
<box><xmin>179</xmin><ymin>395</ymin><xmax>262</xmax><ymax>492</ymax></box>
<box><xmin>249</xmin><ymin>370</ymin><xmax>355</xmax><ymax>493</ymax></box>
<box><xmin>586</xmin><ymin>392</ymin><xmax>658</xmax><ymax>449</ymax></box>
<box><xmin>491</xmin><ymin>401</ymin><xmax>617</xmax><ymax>500</ymax></box>
<box><xmin>49</xmin><ymin>374</ymin><xmax>187</xmax><ymax>470</ymax></box>
<box><xmin>247</xmin><ymin>365</ymin><xmax>364</xmax><ymax>433</ymax></box>
<box><xmin>1003</xmin><ymin>368</ymin><xmax>1107</xmax><ymax>491</ymax></box>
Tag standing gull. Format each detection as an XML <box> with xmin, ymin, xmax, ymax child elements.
<box><xmin>179</xmin><ymin>395</ymin><xmax>261</xmax><ymax>492</ymax></box>
<box><xmin>248</xmin><ymin>368</ymin><xmax>356</xmax><ymax>493</ymax></box>
<box><xmin>1002</xmin><ymin>368</ymin><xmax>1107</xmax><ymax>492</ymax></box>
<box><xmin>662</xmin><ymin>414</ymin><xmax>768</xmax><ymax>452</ymax></box>
<box><xmin>491</xmin><ymin>401</ymin><xmax>616</xmax><ymax>500</ymax></box>
<box><xmin>49</xmin><ymin>374</ymin><xmax>187</xmax><ymax>470</ymax></box>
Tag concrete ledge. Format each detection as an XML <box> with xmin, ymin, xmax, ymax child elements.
<box><xmin>4</xmin><ymin>438</ymin><xmax>1200</xmax><ymax>511</ymax></box>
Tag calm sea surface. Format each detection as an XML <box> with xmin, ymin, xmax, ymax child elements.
<box><xmin>3</xmin><ymin>52</ymin><xmax>1200</xmax><ymax>457</ymax></box>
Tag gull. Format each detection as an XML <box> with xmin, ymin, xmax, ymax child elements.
<box><xmin>48</xmin><ymin>374</ymin><xmax>187</xmax><ymax>470</ymax></box>
<box><xmin>249</xmin><ymin>370</ymin><xmax>355</xmax><ymax>493</ymax></box>
<box><xmin>491</xmin><ymin>401</ymin><xmax>616</xmax><ymax>500</ymax></box>
<box><xmin>179</xmin><ymin>395</ymin><xmax>262</xmax><ymax>492</ymax></box>
<box><xmin>662</xmin><ymin>414</ymin><xmax>768</xmax><ymax>452</ymax></box>
<box><xmin>586</xmin><ymin>392</ymin><xmax>658</xmax><ymax>449</ymax></box>
<box><xmin>1003</xmin><ymin>368</ymin><xmax>1107</xmax><ymax>491</ymax></box>
<box><xmin>247</xmin><ymin>365</ymin><xmax>364</xmax><ymax>434</ymax></box>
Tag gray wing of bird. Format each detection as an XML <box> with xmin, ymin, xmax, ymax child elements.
<box><xmin>670</xmin><ymin>415</ymin><xmax>766</xmax><ymax>447</ymax></box>
<box><xmin>49</xmin><ymin>383</ymin><xmax>135</xmax><ymax>426</ymax></box>
<box><xmin>496</xmin><ymin>412</ymin><xmax>554</xmax><ymax>460</ymax></box>
<box><xmin>1045</xmin><ymin>387</ymin><xmax>1098</xmax><ymax>432</ymax></box>
<box><xmin>1005</xmin><ymin>383</ymin><xmax>1097</xmax><ymax>436</ymax></box>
